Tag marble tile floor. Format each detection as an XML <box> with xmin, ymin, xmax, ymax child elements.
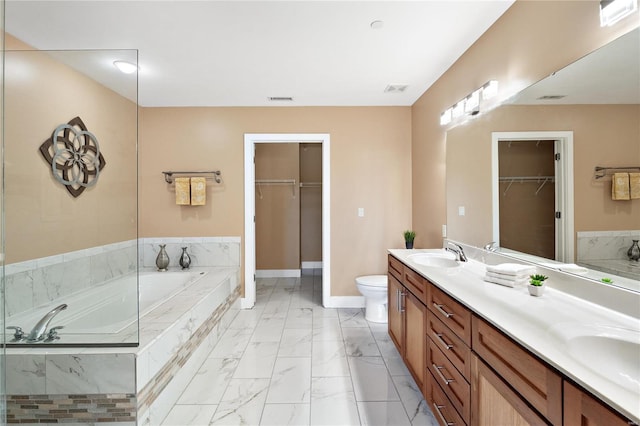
<box><xmin>161</xmin><ymin>270</ymin><xmax>438</xmax><ymax>426</ymax></box>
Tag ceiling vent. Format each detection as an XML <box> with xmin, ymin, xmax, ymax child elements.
<box><xmin>537</xmin><ymin>95</ymin><xmax>567</xmax><ymax>100</ymax></box>
<box><xmin>384</xmin><ymin>85</ymin><xmax>408</xmax><ymax>93</ymax></box>
<box><xmin>268</xmin><ymin>96</ymin><xmax>294</xmax><ymax>101</ymax></box>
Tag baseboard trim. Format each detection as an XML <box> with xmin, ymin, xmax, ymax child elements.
<box><xmin>301</xmin><ymin>261</ymin><xmax>323</xmax><ymax>269</ymax></box>
<box><xmin>256</xmin><ymin>269</ymin><xmax>301</xmax><ymax>278</ymax></box>
<box><xmin>323</xmin><ymin>296</ymin><xmax>365</xmax><ymax>308</ymax></box>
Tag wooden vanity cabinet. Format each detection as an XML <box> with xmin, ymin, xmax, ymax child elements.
<box><xmin>563</xmin><ymin>382</ymin><xmax>630</xmax><ymax>426</ymax></box>
<box><xmin>472</xmin><ymin>316</ymin><xmax>562</xmax><ymax>425</ymax></box>
<box><xmin>387</xmin><ymin>255</ymin><xmax>427</xmax><ymax>391</ymax></box>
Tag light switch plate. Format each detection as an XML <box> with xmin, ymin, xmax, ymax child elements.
<box><xmin>358</xmin><ymin>207</ymin><xmax>364</xmax><ymax>217</ymax></box>
<box><xmin>458</xmin><ymin>206</ymin><xmax>465</xmax><ymax>216</ymax></box>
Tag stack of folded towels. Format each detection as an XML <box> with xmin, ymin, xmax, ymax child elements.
<box><xmin>484</xmin><ymin>263</ymin><xmax>536</xmax><ymax>287</ymax></box>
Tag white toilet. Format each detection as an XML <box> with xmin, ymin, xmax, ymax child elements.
<box><xmin>355</xmin><ymin>275</ymin><xmax>388</xmax><ymax>323</ymax></box>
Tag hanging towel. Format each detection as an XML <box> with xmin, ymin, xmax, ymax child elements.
<box><xmin>175</xmin><ymin>177</ymin><xmax>191</xmax><ymax>205</ymax></box>
<box><xmin>486</xmin><ymin>263</ymin><xmax>535</xmax><ymax>277</ymax></box>
<box><xmin>190</xmin><ymin>177</ymin><xmax>206</xmax><ymax>206</ymax></box>
<box><xmin>612</xmin><ymin>172</ymin><xmax>630</xmax><ymax>200</ymax></box>
<box><xmin>630</xmin><ymin>173</ymin><xmax>640</xmax><ymax>200</ymax></box>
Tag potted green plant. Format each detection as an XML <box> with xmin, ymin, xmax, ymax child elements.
<box><xmin>528</xmin><ymin>274</ymin><xmax>548</xmax><ymax>296</ymax></box>
<box><xmin>403</xmin><ymin>230</ymin><xmax>416</xmax><ymax>249</ymax></box>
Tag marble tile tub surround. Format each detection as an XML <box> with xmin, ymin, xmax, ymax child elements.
<box><xmin>446</xmin><ymin>239</ymin><xmax>640</xmax><ymax>320</ymax></box>
<box><xmin>577</xmin><ymin>230</ymin><xmax>640</xmax><ymax>261</ymax></box>
<box><xmin>140</xmin><ymin>237</ymin><xmax>240</xmax><ymax>269</ymax></box>
<box><xmin>6</xmin><ymin>266</ymin><xmax>241</xmax><ymax>425</ymax></box>
<box><xmin>4</xmin><ymin>240</ymin><xmax>137</xmax><ymax>318</ymax></box>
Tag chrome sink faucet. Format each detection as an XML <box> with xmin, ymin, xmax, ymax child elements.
<box><xmin>446</xmin><ymin>242</ymin><xmax>468</xmax><ymax>262</ymax></box>
<box><xmin>26</xmin><ymin>303</ymin><xmax>68</xmax><ymax>342</ymax></box>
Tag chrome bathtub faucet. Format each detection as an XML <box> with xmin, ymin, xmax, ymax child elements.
<box><xmin>26</xmin><ymin>303</ymin><xmax>68</xmax><ymax>342</ymax></box>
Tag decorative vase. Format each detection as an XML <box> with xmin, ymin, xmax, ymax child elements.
<box><xmin>527</xmin><ymin>284</ymin><xmax>545</xmax><ymax>297</ymax></box>
<box><xmin>179</xmin><ymin>247</ymin><xmax>191</xmax><ymax>269</ymax></box>
<box><xmin>405</xmin><ymin>241</ymin><xmax>414</xmax><ymax>249</ymax></box>
<box><xmin>156</xmin><ymin>244</ymin><xmax>170</xmax><ymax>272</ymax></box>
<box><xmin>627</xmin><ymin>240</ymin><xmax>640</xmax><ymax>261</ymax></box>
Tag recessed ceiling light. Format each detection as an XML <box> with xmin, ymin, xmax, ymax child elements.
<box><xmin>370</xmin><ymin>20</ymin><xmax>384</xmax><ymax>30</ymax></box>
<box><xmin>113</xmin><ymin>60</ymin><xmax>139</xmax><ymax>74</ymax></box>
<box><xmin>384</xmin><ymin>84</ymin><xmax>408</xmax><ymax>93</ymax></box>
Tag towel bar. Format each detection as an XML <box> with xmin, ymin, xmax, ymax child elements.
<box><xmin>162</xmin><ymin>170</ymin><xmax>222</xmax><ymax>184</ymax></box>
<box><xmin>594</xmin><ymin>166</ymin><xmax>640</xmax><ymax>179</ymax></box>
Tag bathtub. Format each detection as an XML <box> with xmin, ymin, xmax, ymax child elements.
<box><xmin>7</xmin><ymin>270</ymin><xmax>208</xmax><ymax>337</ymax></box>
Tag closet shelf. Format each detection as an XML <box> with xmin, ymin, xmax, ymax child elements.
<box><xmin>255</xmin><ymin>179</ymin><xmax>297</xmax><ymax>198</ymax></box>
<box><xmin>499</xmin><ymin>176</ymin><xmax>555</xmax><ymax>196</ymax></box>
<box><xmin>300</xmin><ymin>182</ymin><xmax>322</xmax><ymax>188</ymax></box>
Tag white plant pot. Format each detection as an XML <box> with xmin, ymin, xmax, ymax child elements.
<box><xmin>528</xmin><ymin>284</ymin><xmax>545</xmax><ymax>297</ymax></box>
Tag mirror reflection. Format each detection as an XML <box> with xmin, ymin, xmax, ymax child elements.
<box><xmin>446</xmin><ymin>28</ymin><xmax>640</xmax><ymax>292</ymax></box>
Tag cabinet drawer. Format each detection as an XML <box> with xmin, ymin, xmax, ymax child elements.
<box><xmin>427</xmin><ymin>338</ymin><xmax>470</xmax><ymax>424</ymax></box>
<box><xmin>564</xmin><ymin>381</ymin><xmax>630</xmax><ymax>426</ymax></box>
<box><xmin>426</xmin><ymin>370</ymin><xmax>467</xmax><ymax>426</ymax></box>
<box><xmin>388</xmin><ymin>255</ymin><xmax>403</xmax><ymax>281</ymax></box>
<box><xmin>472</xmin><ymin>316</ymin><xmax>562</xmax><ymax>425</ymax></box>
<box><xmin>404</xmin><ymin>266</ymin><xmax>427</xmax><ymax>304</ymax></box>
<box><xmin>427</xmin><ymin>313</ymin><xmax>471</xmax><ymax>380</ymax></box>
<box><xmin>428</xmin><ymin>285</ymin><xmax>472</xmax><ymax>345</ymax></box>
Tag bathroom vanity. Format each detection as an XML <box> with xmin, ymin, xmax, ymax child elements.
<box><xmin>387</xmin><ymin>249</ymin><xmax>639</xmax><ymax>426</ymax></box>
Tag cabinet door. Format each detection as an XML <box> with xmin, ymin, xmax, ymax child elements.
<box><xmin>471</xmin><ymin>355</ymin><xmax>548</xmax><ymax>426</ymax></box>
<box><xmin>564</xmin><ymin>382</ymin><xmax>630</xmax><ymax>426</ymax></box>
<box><xmin>388</xmin><ymin>273</ymin><xmax>404</xmax><ymax>353</ymax></box>
<box><xmin>404</xmin><ymin>291</ymin><xmax>426</xmax><ymax>390</ymax></box>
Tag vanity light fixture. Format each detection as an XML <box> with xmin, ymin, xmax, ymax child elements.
<box><xmin>481</xmin><ymin>80</ymin><xmax>499</xmax><ymax>100</ymax></box>
<box><xmin>600</xmin><ymin>0</ymin><xmax>637</xmax><ymax>26</ymax></box>
<box><xmin>440</xmin><ymin>108</ymin><xmax>452</xmax><ymax>126</ymax></box>
<box><xmin>113</xmin><ymin>60</ymin><xmax>139</xmax><ymax>74</ymax></box>
<box><xmin>464</xmin><ymin>89</ymin><xmax>481</xmax><ymax>114</ymax></box>
<box><xmin>440</xmin><ymin>80</ymin><xmax>499</xmax><ymax>126</ymax></box>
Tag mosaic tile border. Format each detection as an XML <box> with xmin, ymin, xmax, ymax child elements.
<box><xmin>6</xmin><ymin>393</ymin><xmax>136</xmax><ymax>424</ymax></box>
<box><xmin>137</xmin><ymin>286</ymin><xmax>240</xmax><ymax>415</ymax></box>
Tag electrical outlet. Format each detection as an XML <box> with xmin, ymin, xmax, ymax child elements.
<box><xmin>442</xmin><ymin>225</ymin><xmax>447</xmax><ymax>238</ymax></box>
<box><xmin>358</xmin><ymin>207</ymin><xmax>364</xmax><ymax>217</ymax></box>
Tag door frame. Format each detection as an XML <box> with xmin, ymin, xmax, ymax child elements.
<box><xmin>491</xmin><ymin>131</ymin><xmax>574</xmax><ymax>262</ymax></box>
<box><xmin>242</xmin><ymin>133</ymin><xmax>330</xmax><ymax>309</ymax></box>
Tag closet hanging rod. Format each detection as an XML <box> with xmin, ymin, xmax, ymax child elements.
<box><xmin>498</xmin><ymin>176</ymin><xmax>555</xmax><ymax>182</ymax></box>
<box><xmin>163</xmin><ymin>170</ymin><xmax>221</xmax><ymax>184</ymax></box>
<box><xmin>594</xmin><ymin>166</ymin><xmax>640</xmax><ymax>179</ymax></box>
<box><xmin>255</xmin><ymin>179</ymin><xmax>296</xmax><ymax>185</ymax></box>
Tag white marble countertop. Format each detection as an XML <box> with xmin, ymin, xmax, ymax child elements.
<box><xmin>388</xmin><ymin>248</ymin><xmax>640</xmax><ymax>424</ymax></box>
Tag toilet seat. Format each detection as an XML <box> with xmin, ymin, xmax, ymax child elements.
<box><xmin>356</xmin><ymin>275</ymin><xmax>387</xmax><ymax>287</ymax></box>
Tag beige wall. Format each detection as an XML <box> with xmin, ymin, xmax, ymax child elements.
<box><xmin>255</xmin><ymin>143</ymin><xmax>300</xmax><ymax>270</ymax></box>
<box><xmin>446</xmin><ymin>104</ymin><xmax>640</xmax><ymax>249</ymax></box>
<box><xmin>411</xmin><ymin>1</ymin><xmax>639</xmax><ymax>250</ymax></box>
<box><xmin>300</xmin><ymin>143</ymin><xmax>323</xmax><ymax>263</ymax></box>
<box><xmin>4</xmin><ymin>34</ymin><xmax>137</xmax><ymax>263</ymax></box>
<box><xmin>139</xmin><ymin>107</ymin><xmax>412</xmax><ymax>296</ymax></box>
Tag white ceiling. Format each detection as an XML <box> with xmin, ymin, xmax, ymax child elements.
<box><xmin>5</xmin><ymin>1</ymin><xmax>514</xmax><ymax>107</ymax></box>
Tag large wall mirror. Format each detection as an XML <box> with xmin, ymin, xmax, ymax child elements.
<box><xmin>446</xmin><ymin>27</ymin><xmax>639</xmax><ymax>293</ymax></box>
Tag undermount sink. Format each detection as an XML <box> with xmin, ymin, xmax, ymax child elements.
<box><xmin>408</xmin><ymin>252</ymin><xmax>459</xmax><ymax>268</ymax></box>
<box><xmin>550</xmin><ymin>323</ymin><xmax>640</xmax><ymax>393</ymax></box>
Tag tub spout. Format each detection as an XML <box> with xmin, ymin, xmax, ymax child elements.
<box><xmin>27</xmin><ymin>303</ymin><xmax>68</xmax><ymax>342</ymax></box>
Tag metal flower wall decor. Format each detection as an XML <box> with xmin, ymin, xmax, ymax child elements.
<box><xmin>39</xmin><ymin>116</ymin><xmax>106</xmax><ymax>198</ymax></box>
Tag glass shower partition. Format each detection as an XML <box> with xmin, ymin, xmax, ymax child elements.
<box><xmin>3</xmin><ymin>48</ymin><xmax>139</xmax><ymax>347</ymax></box>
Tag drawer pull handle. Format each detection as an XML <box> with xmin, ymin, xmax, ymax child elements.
<box><xmin>433</xmin><ymin>302</ymin><xmax>454</xmax><ymax>318</ymax></box>
<box><xmin>399</xmin><ymin>291</ymin><xmax>406</xmax><ymax>313</ymax></box>
<box><xmin>433</xmin><ymin>364</ymin><xmax>454</xmax><ymax>385</ymax></box>
<box><xmin>433</xmin><ymin>403</ymin><xmax>455</xmax><ymax>426</ymax></box>
<box><xmin>434</xmin><ymin>333</ymin><xmax>453</xmax><ymax>350</ymax></box>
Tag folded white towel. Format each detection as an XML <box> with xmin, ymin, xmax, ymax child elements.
<box><xmin>486</xmin><ymin>271</ymin><xmax>529</xmax><ymax>284</ymax></box>
<box><xmin>486</xmin><ymin>263</ymin><xmax>535</xmax><ymax>276</ymax></box>
<box><xmin>484</xmin><ymin>275</ymin><xmax>522</xmax><ymax>288</ymax></box>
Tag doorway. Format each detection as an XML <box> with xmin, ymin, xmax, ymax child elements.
<box><xmin>243</xmin><ymin>133</ymin><xmax>330</xmax><ymax>309</ymax></box>
<box><xmin>491</xmin><ymin>131</ymin><xmax>574</xmax><ymax>262</ymax></box>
